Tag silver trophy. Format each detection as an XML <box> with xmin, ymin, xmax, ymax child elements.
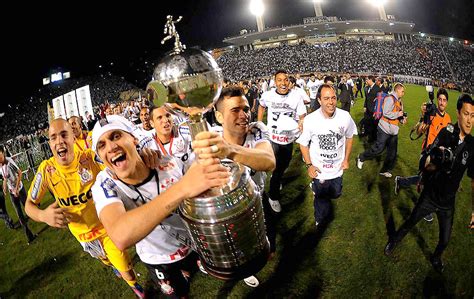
<box><xmin>146</xmin><ymin>16</ymin><xmax>269</xmax><ymax>280</ymax></box>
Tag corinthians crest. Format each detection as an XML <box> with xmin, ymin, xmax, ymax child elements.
<box><xmin>79</xmin><ymin>168</ymin><xmax>93</xmax><ymax>184</ymax></box>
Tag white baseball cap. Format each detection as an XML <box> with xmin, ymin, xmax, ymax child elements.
<box><xmin>91</xmin><ymin>115</ymin><xmax>137</xmax><ymax>152</ymax></box>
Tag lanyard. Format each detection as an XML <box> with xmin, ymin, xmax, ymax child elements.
<box><xmin>118</xmin><ymin>169</ymin><xmax>160</xmax><ymax>205</ymax></box>
<box><xmin>155</xmin><ymin>135</ymin><xmax>174</xmax><ymax>156</ymax></box>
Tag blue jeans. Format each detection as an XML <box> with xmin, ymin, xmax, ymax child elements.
<box><xmin>311</xmin><ymin>176</ymin><xmax>343</xmax><ymax>224</ymax></box>
<box><xmin>398</xmin><ymin>175</ymin><xmax>420</xmax><ymax>188</ymax></box>
<box><xmin>360</xmin><ymin>126</ymin><xmax>398</xmax><ymax>173</ymax></box>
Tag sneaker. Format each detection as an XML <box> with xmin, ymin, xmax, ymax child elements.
<box><xmin>112</xmin><ymin>267</ymin><xmax>122</xmax><ymax>278</ymax></box>
<box><xmin>356</xmin><ymin>156</ymin><xmax>364</xmax><ymax>169</ymax></box>
<box><xmin>197</xmin><ymin>260</ymin><xmax>208</xmax><ymax>275</ymax></box>
<box><xmin>379</xmin><ymin>172</ymin><xmax>392</xmax><ymax>178</ymax></box>
<box><xmin>243</xmin><ymin>276</ymin><xmax>259</xmax><ymax>288</ymax></box>
<box><xmin>423</xmin><ymin>213</ymin><xmax>434</xmax><ymax>222</ymax></box>
<box><xmin>131</xmin><ymin>283</ymin><xmax>145</xmax><ymax>299</ymax></box>
<box><xmin>394</xmin><ymin>176</ymin><xmax>400</xmax><ymax>195</ymax></box>
<box><xmin>268</xmin><ymin>197</ymin><xmax>282</xmax><ymax>213</ymax></box>
<box><xmin>384</xmin><ymin>239</ymin><xmax>399</xmax><ymax>256</ymax></box>
<box><xmin>27</xmin><ymin>234</ymin><xmax>37</xmax><ymax>245</ymax></box>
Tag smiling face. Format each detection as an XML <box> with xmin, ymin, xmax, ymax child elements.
<box><xmin>49</xmin><ymin>119</ymin><xmax>76</xmax><ymax>166</ymax></box>
<box><xmin>275</xmin><ymin>72</ymin><xmax>289</xmax><ymax>94</ymax></box>
<box><xmin>215</xmin><ymin>96</ymin><xmax>250</xmax><ymax>138</ymax></box>
<box><xmin>96</xmin><ymin>129</ymin><xmax>140</xmax><ymax>180</ymax></box>
<box><xmin>318</xmin><ymin>86</ymin><xmax>337</xmax><ymax>117</ymax></box>
<box><xmin>140</xmin><ymin>108</ymin><xmax>151</xmax><ymax>130</ymax></box>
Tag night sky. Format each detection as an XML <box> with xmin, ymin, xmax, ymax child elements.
<box><xmin>3</xmin><ymin>0</ymin><xmax>472</xmax><ymax>112</ymax></box>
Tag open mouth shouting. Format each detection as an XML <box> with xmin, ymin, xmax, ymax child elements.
<box><xmin>56</xmin><ymin>147</ymin><xmax>68</xmax><ymax>158</ymax></box>
<box><xmin>110</xmin><ymin>152</ymin><xmax>127</xmax><ymax>168</ymax></box>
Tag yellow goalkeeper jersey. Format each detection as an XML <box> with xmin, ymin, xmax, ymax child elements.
<box><xmin>28</xmin><ymin>149</ymin><xmax>106</xmax><ymax>242</ymax></box>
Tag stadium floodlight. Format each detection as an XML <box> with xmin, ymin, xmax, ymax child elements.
<box><xmin>368</xmin><ymin>0</ymin><xmax>387</xmax><ymax>7</ymax></box>
<box><xmin>368</xmin><ymin>0</ymin><xmax>388</xmax><ymax>20</ymax></box>
<box><xmin>249</xmin><ymin>0</ymin><xmax>264</xmax><ymax>17</ymax></box>
<box><xmin>313</xmin><ymin>0</ymin><xmax>323</xmax><ymax>3</ymax></box>
<box><xmin>250</xmin><ymin>0</ymin><xmax>265</xmax><ymax>32</ymax></box>
<box><xmin>420</xmin><ymin>33</ymin><xmax>425</xmax><ymax>37</ymax></box>
<box><xmin>449</xmin><ymin>37</ymin><xmax>454</xmax><ymax>42</ymax></box>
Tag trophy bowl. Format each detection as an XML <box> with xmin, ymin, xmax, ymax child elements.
<box><xmin>147</xmin><ymin>19</ymin><xmax>270</xmax><ymax>280</ymax></box>
<box><xmin>147</xmin><ymin>48</ymin><xmax>223</xmax><ymax>125</ymax></box>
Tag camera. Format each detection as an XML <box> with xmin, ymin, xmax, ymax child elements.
<box><xmin>429</xmin><ymin>146</ymin><xmax>455</xmax><ymax>172</ymax></box>
<box><xmin>398</xmin><ymin>111</ymin><xmax>407</xmax><ymax>120</ymax></box>
<box><xmin>423</xmin><ymin>85</ymin><xmax>437</xmax><ymax>125</ymax></box>
<box><xmin>419</xmin><ymin>124</ymin><xmax>460</xmax><ymax>173</ymax></box>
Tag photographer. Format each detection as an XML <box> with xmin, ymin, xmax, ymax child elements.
<box><xmin>395</xmin><ymin>89</ymin><xmax>451</xmax><ymax>212</ymax></box>
<box><xmin>385</xmin><ymin>94</ymin><xmax>474</xmax><ymax>273</ymax></box>
<box><xmin>357</xmin><ymin>83</ymin><xmax>406</xmax><ymax>178</ymax></box>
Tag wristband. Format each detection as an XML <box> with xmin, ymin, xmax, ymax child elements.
<box><xmin>305</xmin><ymin>163</ymin><xmax>312</xmax><ymax>169</ymax></box>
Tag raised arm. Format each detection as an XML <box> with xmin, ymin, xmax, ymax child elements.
<box><xmin>94</xmin><ymin>160</ymin><xmax>230</xmax><ymax>251</ymax></box>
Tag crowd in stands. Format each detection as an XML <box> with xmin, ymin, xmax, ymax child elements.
<box><xmin>217</xmin><ymin>39</ymin><xmax>473</xmax><ymax>91</ymax></box>
<box><xmin>1</xmin><ymin>38</ymin><xmax>472</xmax><ymax>145</ymax></box>
<box><xmin>0</xmin><ymin>74</ymin><xmax>138</xmax><ymax>142</ymax></box>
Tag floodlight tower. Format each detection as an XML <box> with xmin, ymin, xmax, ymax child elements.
<box><xmin>250</xmin><ymin>0</ymin><xmax>265</xmax><ymax>32</ymax></box>
<box><xmin>313</xmin><ymin>0</ymin><xmax>323</xmax><ymax>17</ymax></box>
<box><xmin>370</xmin><ymin>0</ymin><xmax>388</xmax><ymax>21</ymax></box>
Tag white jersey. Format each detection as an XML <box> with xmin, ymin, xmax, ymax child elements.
<box><xmin>297</xmin><ymin>108</ymin><xmax>358</xmax><ymax>180</ymax></box>
<box><xmin>293</xmin><ymin>87</ymin><xmax>310</xmax><ymax>105</ymax></box>
<box><xmin>152</xmin><ymin>125</ymin><xmax>195</xmax><ymax>166</ymax></box>
<box><xmin>1</xmin><ymin>157</ymin><xmax>23</xmax><ymax>192</ymax></box>
<box><xmin>210</xmin><ymin>122</ymin><xmax>270</xmax><ymax>193</ymax></box>
<box><xmin>347</xmin><ymin>78</ymin><xmax>354</xmax><ymax>88</ymax></box>
<box><xmin>91</xmin><ymin>156</ymin><xmax>192</xmax><ymax>265</ymax></box>
<box><xmin>306</xmin><ymin>80</ymin><xmax>320</xmax><ymax>99</ymax></box>
<box><xmin>134</xmin><ymin>124</ymin><xmax>155</xmax><ymax>139</ymax></box>
<box><xmin>296</xmin><ymin>78</ymin><xmax>306</xmax><ymax>89</ymax></box>
<box><xmin>260</xmin><ymin>89</ymin><xmax>306</xmax><ymax>145</ymax></box>
<box><xmin>260</xmin><ymin>80</ymin><xmax>268</xmax><ymax>93</ymax></box>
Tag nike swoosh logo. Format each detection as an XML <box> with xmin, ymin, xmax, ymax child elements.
<box><xmin>52</xmin><ymin>182</ymin><xmax>60</xmax><ymax>187</ymax></box>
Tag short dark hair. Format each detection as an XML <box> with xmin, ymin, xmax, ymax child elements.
<box><xmin>215</xmin><ymin>86</ymin><xmax>246</xmax><ymax>112</ymax></box>
<box><xmin>289</xmin><ymin>76</ymin><xmax>297</xmax><ymax>84</ymax></box>
<box><xmin>317</xmin><ymin>83</ymin><xmax>336</xmax><ymax>99</ymax></box>
<box><xmin>274</xmin><ymin>69</ymin><xmax>287</xmax><ymax>78</ymax></box>
<box><xmin>367</xmin><ymin>75</ymin><xmax>375</xmax><ymax>82</ymax></box>
<box><xmin>456</xmin><ymin>94</ymin><xmax>474</xmax><ymax>112</ymax></box>
<box><xmin>324</xmin><ymin>76</ymin><xmax>335</xmax><ymax>84</ymax></box>
<box><xmin>437</xmin><ymin>88</ymin><xmax>449</xmax><ymax>101</ymax></box>
<box><xmin>310</xmin><ymin>73</ymin><xmax>315</xmax><ymax>77</ymax></box>
<box><xmin>149</xmin><ymin>105</ymin><xmax>167</xmax><ymax>120</ymax></box>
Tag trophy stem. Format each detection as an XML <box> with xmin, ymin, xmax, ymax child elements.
<box><xmin>187</xmin><ymin>114</ymin><xmax>209</xmax><ymax>140</ymax></box>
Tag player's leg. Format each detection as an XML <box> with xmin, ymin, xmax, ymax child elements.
<box><xmin>101</xmin><ymin>235</ymin><xmax>145</xmax><ymax>298</ymax></box>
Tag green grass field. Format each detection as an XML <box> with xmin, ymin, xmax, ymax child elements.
<box><xmin>0</xmin><ymin>84</ymin><xmax>473</xmax><ymax>298</ymax></box>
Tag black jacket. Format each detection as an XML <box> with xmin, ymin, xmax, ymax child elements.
<box><xmin>364</xmin><ymin>84</ymin><xmax>381</xmax><ymax>113</ymax></box>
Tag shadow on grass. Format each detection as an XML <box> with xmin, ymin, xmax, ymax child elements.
<box><xmin>378</xmin><ymin>179</ymin><xmax>396</xmax><ymax>238</ymax></box>
<box><xmin>3</xmin><ymin>254</ymin><xmax>73</xmax><ymax>298</ymax></box>
<box><xmin>245</xmin><ymin>217</ymin><xmax>324</xmax><ymax>298</ymax></box>
<box><xmin>422</xmin><ymin>272</ymin><xmax>451</xmax><ymax>297</ymax></box>
<box><xmin>380</xmin><ymin>179</ymin><xmax>431</xmax><ymax>260</ymax></box>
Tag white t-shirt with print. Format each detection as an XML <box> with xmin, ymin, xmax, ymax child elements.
<box><xmin>259</xmin><ymin>89</ymin><xmax>306</xmax><ymax>145</ymax></box>
<box><xmin>297</xmin><ymin>108</ymin><xmax>358</xmax><ymax>180</ymax></box>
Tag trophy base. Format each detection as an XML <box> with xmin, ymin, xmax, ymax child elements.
<box><xmin>199</xmin><ymin>241</ymin><xmax>270</xmax><ymax>281</ymax></box>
